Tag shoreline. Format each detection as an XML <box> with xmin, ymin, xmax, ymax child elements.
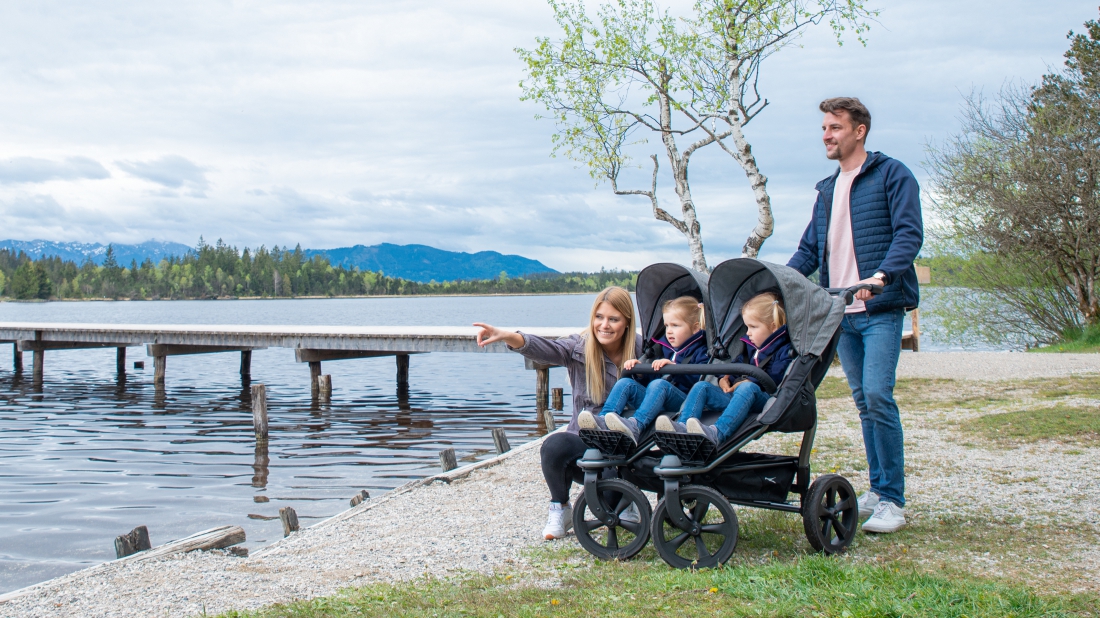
<box><xmin>0</xmin><ymin>291</ymin><xmax>601</xmax><ymax>303</ymax></box>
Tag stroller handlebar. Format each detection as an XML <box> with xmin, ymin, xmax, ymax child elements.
<box><xmin>623</xmin><ymin>363</ymin><xmax>778</xmax><ymax>394</ymax></box>
<box><xmin>826</xmin><ymin>283</ymin><xmax>884</xmax><ymax>306</ymax></box>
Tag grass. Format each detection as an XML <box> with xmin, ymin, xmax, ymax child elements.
<box><xmin>217</xmin><ymin>553</ymin><xmax>1097</xmax><ymax>618</ymax></box>
<box><xmin>963</xmin><ymin>405</ymin><xmax>1100</xmax><ymax>445</ymax></box>
<box><xmin>1031</xmin><ymin>323</ymin><xmax>1100</xmax><ymax>354</ymax></box>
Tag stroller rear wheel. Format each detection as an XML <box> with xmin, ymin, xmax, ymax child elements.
<box><xmin>572</xmin><ymin>478</ymin><xmax>652</xmax><ymax>560</ymax></box>
<box><xmin>651</xmin><ymin>485</ymin><xmax>738</xmax><ymax>569</ymax></box>
<box><xmin>802</xmin><ymin>474</ymin><xmax>859</xmax><ymax>554</ymax></box>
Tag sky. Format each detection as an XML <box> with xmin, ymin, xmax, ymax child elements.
<box><xmin>0</xmin><ymin>0</ymin><xmax>1093</xmax><ymax>272</ymax></box>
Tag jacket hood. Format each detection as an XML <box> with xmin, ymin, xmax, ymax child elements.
<box><xmin>815</xmin><ymin>151</ymin><xmax>889</xmax><ymax>191</ymax></box>
<box><xmin>653</xmin><ymin>328</ymin><xmax>706</xmax><ymax>353</ymax></box>
<box><xmin>740</xmin><ymin>325</ymin><xmax>790</xmax><ymax>358</ymax></box>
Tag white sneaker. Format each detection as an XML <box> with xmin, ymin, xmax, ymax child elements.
<box><xmin>604</xmin><ymin>413</ymin><xmax>638</xmax><ymax>444</ymax></box>
<box><xmin>655</xmin><ymin>416</ymin><xmax>675</xmax><ymax>432</ymax></box>
<box><xmin>861</xmin><ymin>501</ymin><xmax>906</xmax><ymax>533</ymax></box>
<box><xmin>857</xmin><ymin>491</ymin><xmax>880</xmax><ymax>519</ymax></box>
<box><xmin>543</xmin><ymin>503</ymin><xmax>573</xmax><ymax>540</ymax></box>
<box><xmin>620</xmin><ymin>502</ymin><xmax>641</xmax><ymax>524</ymax></box>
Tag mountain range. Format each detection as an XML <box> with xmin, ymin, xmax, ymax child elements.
<box><xmin>0</xmin><ymin>239</ymin><xmax>558</xmax><ymax>283</ymax></box>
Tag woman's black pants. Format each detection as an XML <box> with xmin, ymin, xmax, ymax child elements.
<box><xmin>540</xmin><ymin>431</ymin><xmax>587</xmax><ymax>504</ymax></box>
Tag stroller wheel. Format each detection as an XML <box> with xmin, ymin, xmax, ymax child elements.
<box><xmin>572</xmin><ymin>478</ymin><xmax>652</xmax><ymax>561</ymax></box>
<box><xmin>802</xmin><ymin>474</ymin><xmax>859</xmax><ymax>554</ymax></box>
<box><xmin>651</xmin><ymin>485</ymin><xmax>737</xmax><ymax>569</ymax></box>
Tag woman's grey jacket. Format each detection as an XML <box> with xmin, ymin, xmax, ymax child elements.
<box><xmin>511</xmin><ymin>331</ymin><xmax>644</xmax><ymax>434</ymax></box>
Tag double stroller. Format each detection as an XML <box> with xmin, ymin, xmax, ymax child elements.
<box><xmin>574</xmin><ymin>258</ymin><xmax>874</xmax><ymax>568</ymax></box>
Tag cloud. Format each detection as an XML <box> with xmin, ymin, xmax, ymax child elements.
<box><xmin>116</xmin><ymin>155</ymin><xmax>210</xmax><ymax>196</ymax></box>
<box><xmin>0</xmin><ymin>0</ymin><xmax>1091</xmax><ymax>270</ymax></box>
<box><xmin>0</xmin><ymin>156</ymin><xmax>110</xmax><ymax>184</ymax></box>
<box><xmin>0</xmin><ymin>194</ymin><xmax>67</xmax><ymax>220</ymax></box>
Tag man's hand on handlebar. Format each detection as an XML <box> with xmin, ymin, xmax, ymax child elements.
<box><xmin>854</xmin><ymin>276</ymin><xmax>884</xmax><ymax>301</ymax></box>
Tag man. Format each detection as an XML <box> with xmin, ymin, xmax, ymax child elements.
<box><xmin>788</xmin><ymin>97</ymin><xmax>923</xmax><ymax>534</ymax></box>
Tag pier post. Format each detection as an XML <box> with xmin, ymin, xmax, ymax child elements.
<box><xmin>252</xmin><ymin>384</ymin><xmax>268</xmax><ymax>442</ymax></box>
<box><xmin>252</xmin><ymin>441</ymin><xmax>269</xmax><ymax>488</ymax></box>
<box><xmin>240</xmin><ymin>350</ymin><xmax>252</xmax><ymax>379</ymax></box>
<box><xmin>116</xmin><ymin>347</ymin><xmax>126</xmax><ymax>376</ymax></box>
<box><xmin>32</xmin><ymin>349</ymin><xmax>44</xmax><ymax>384</ymax></box>
<box><xmin>153</xmin><ymin>355</ymin><xmax>166</xmax><ymax>386</ymax></box>
<box><xmin>13</xmin><ymin>344</ymin><xmax>22</xmax><ymax>374</ymax></box>
<box><xmin>439</xmin><ymin>447</ymin><xmax>458</xmax><ymax>472</ymax></box>
<box><xmin>309</xmin><ymin>361</ymin><xmax>321</xmax><ymax>396</ymax></box>
<box><xmin>535</xmin><ymin>366</ymin><xmax>549</xmax><ymax>411</ymax></box>
<box><xmin>541</xmin><ymin>408</ymin><xmax>556</xmax><ymax>434</ymax></box>
<box><xmin>396</xmin><ymin>354</ymin><xmax>409</xmax><ymax>389</ymax></box>
<box><xmin>551</xmin><ymin>387</ymin><xmax>564</xmax><ymax>411</ymax></box>
<box><xmin>279</xmin><ymin>507</ymin><xmax>299</xmax><ymax>536</ymax></box>
<box><xmin>317</xmin><ymin>374</ymin><xmax>332</xmax><ymax>401</ymax></box>
<box><xmin>491</xmin><ymin>428</ymin><xmax>511</xmax><ymax>455</ymax></box>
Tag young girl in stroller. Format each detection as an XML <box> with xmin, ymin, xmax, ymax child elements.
<box><xmin>658</xmin><ymin>291</ymin><xmax>792</xmax><ymax>445</ymax></box>
<box><xmin>578</xmin><ymin>296</ymin><xmax>708</xmax><ymax>444</ymax></box>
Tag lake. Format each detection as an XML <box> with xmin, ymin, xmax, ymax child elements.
<box><xmin>0</xmin><ymin>291</ymin><xmax>982</xmax><ymax>593</ymax></box>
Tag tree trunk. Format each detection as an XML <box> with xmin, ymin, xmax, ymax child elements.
<box><xmin>657</xmin><ymin>83</ymin><xmax>709</xmax><ymax>273</ymax></box>
<box><xmin>726</xmin><ymin>71</ymin><xmax>774</xmax><ymax>259</ymax></box>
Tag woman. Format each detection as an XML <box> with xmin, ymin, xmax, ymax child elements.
<box><xmin>474</xmin><ymin>286</ymin><xmax>640</xmax><ymax>540</ymax></box>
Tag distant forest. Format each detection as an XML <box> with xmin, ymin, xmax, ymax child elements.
<box><xmin>0</xmin><ymin>239</ymin><xmax>637</xmax><ymax>300</ymax></box>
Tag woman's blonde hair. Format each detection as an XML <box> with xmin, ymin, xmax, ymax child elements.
<box><xmin>742</xmin><ymin>291</ymin><xmax>786</xmax><ymax>329</ymax></box>
<box><xmin>662</xmin><ymin>295</ymin><xmax>706</xmax><ymax>331</ymax></box>
<box><xmin>584</xmin><ymin>286</ymin><xmax>637</xmax><ymax>404</ymax></box>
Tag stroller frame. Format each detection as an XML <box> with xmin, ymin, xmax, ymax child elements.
<box><xmin>571</xmin><ymin>258</ymin><xmax>879</xmax><ymax>568</ymax></box>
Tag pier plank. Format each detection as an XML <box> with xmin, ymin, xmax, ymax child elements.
<box><xmin>118</xmin><ymin>525</ymin><xmax>246</xmax><ymax>564</ymax></box>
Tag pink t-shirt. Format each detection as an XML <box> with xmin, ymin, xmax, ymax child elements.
<box><xmin>827</xmin><ymin>169</ymin><xmax>865</xmax><ymax>314</ymax></box>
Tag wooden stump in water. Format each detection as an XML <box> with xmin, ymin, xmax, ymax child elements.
<box><xmin>116</xmin><ymin>347</ymin><xmax>126</xmax><ymax>375</ymax></box>
<box><xmin>350</xmin><ymin>489</ymin><xmax>370</xmax><ymax>507</ymax></box>
<box><xmin>12</xmin><ymin>344</ymin><xmax>22</xmax><ymax>374</ymax></box>
<box><xmin>251</xmin><ymin>384</ymin><xmax>268</xmax><ymax>442</ymax></box>
<box><xmin>439</xmin><ymin>447</ymin><xmax>457</xmax><ymax>472</ymax></box>
<box><xmin>133</xmin><ymin>360</ymin><xmax>145</xmax><ymax>370</ymax></box>
<box><xmin>280</xmin><ymin>507</ymin><xmax>299</xmax><ymax>536</ymax></box>
<box><xmin>317</xmin><ymin>374</ymin><xmax>332</xmax><ymax>401</ymax></box>
<box><xmin>240</xmin><ymin>350</ymin><xmax>252</xmax><ymax>379</ymax></box>
<box><xmin>491</xmin><ymin>428</ymin><xmax>511</xmax><ymax>455</ymax></box>
<box><xmin>551</xmin><ymin>388</ymin><xmax>564</xmax><ymax>411</ymax></box>
<box><xmin>114</xmin><ymin>525</ymin><xmax>152</xmax><ymax>559</ymax></box>
<box><xmin>396</xmin><ymin>354</ymin><xmax>410</xmax><ymax>389</ymax></box>
<box><xmin>541</xmin><ymin>408</ymin><xmax>556</xmax><ymax>433</ymax></box>
<box><xmin>32</xmin><ymin>349</ymin><xmax>44</xmax><ymax>384</ymax></box>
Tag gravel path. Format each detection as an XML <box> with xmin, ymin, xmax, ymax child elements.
<box><xmin>3</xmin><ymin>351</ymin><xmax>1097</xmax><ymax>616</ymax></box>
<box><xmin>831</xmin><ymin>351</ymin><xmax>1100</xmax><ymax>380</ymax></box>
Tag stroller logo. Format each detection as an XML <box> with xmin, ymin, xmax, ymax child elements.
<box><xmin>764</xmin><ymin>476</ymin><xmax>777</xmax><ymax>484</ymax></box>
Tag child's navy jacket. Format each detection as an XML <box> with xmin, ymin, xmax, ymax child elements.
<box><xmin>638</xmin><ymin>329</ymin><xmax>709</xmax><ymax>394</ymax></box>
<box><xmin>730</xmin><ymin>325</ymin><xmax>794</xmax><ymax>388</ymax></box>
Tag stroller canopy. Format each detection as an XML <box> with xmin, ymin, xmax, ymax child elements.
<box><xmin>707</xmin><ymin>259</ymin><xmax>846</xmax><ymax>361</ymax></box>
<box><xmin>634</xmin><ymin>263</ymin><xmax>711</xmax><ymax>357</ymax></box>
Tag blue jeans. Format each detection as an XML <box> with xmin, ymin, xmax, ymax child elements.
<box><xmin>838</xmin><ymin>309</ymin><xmax>905</xmax><ymax>507</ymax></box>
<box><xmin>601</xmin><ymin>378</ymin><xmax>686</xmax><ymax>431</ymax></box>
<box><xmin>681</xmin><ymin>381</ymin><xmax>770</xmax><ymax>442</ymax></box>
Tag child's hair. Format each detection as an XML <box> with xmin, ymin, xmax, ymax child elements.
<box><xmin>662</xmin><ymin>296</ymin><xmax>706</xmax><ymax>330</ymax></box>
<box><xmin>741</xmin><ymin>291</ymin><xmax>786</xmax><ymax>329</ymax></box>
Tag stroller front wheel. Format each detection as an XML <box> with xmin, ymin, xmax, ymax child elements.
<box><xmin>572</xmin><ymin>478</ymin><xmax>652</xmax><ymax>560</ymax></box>
<box><xmin>651</xmin><ymin>485</ymin><xmax>738</xmax><ymax>569</ymax></box>
<box><xmin>802</xmin><ymin>474</ymin><xmax>859</xmax><ymax>554</ymax></box>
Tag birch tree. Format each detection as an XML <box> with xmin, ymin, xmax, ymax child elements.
<box><xmin>518</xmin><ymin>0</ymin><xmax>873</xmax><ymax>271</ymax></box>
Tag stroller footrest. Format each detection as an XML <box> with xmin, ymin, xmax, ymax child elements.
<box><xmin>653</xmin><ymin>431</ymin><xmax>716</xmax><ymax>465</ymax></box>
<box><xmin>579</xmin><ymin>428</ymin><xmax>636</xmax><ymax>458</ymax></box>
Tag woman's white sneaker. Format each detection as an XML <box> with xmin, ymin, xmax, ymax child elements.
<box><xmin>861</xmin><ymin>501</ymin><xmax>906</xmax><ymax>533</ymax></box>
<box><xmin>543</xmin><ymin>503</ymin><xmax>573</xmax><ymax>540</ymax></box>
<box><xmin>857</xmin><ymin>490</ymin><xmax>880</xmax><ymax>519</ymax></box>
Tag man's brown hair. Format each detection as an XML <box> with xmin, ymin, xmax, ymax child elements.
<box><xmin>820</xmin><ymin>97</ymin><xmax>871</xmax><ymax>138</ymax></box>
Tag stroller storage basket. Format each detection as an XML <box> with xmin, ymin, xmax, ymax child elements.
<box><xmin>705</xmin><ymin>453</ymin><xmax>798</xmax><ymax>504</ymax></box>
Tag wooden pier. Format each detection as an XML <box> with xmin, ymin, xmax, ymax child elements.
<box><xmin>0</xmin><ymin>323</ymin><xmax>576</xmax><ymax>404</ymax></box>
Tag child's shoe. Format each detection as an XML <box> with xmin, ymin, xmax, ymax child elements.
<box><xmin>578</xmin><ymin>410</ymin><xmax>607</xmax><ymax>430</ymax></box>
<box><xmin>656</xmin><ymin>415</ymin><xmax>687</xmax><ymax>433</ymax></box>
<box><xmin>686</xmin><ymin>418</ymin><xmax>721</xmax><ymax>445</ymax></box>
<box><xmin>604</xmin><ymin>413</ymin><xmax>639</xmax><ymax>444</ymax></box>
